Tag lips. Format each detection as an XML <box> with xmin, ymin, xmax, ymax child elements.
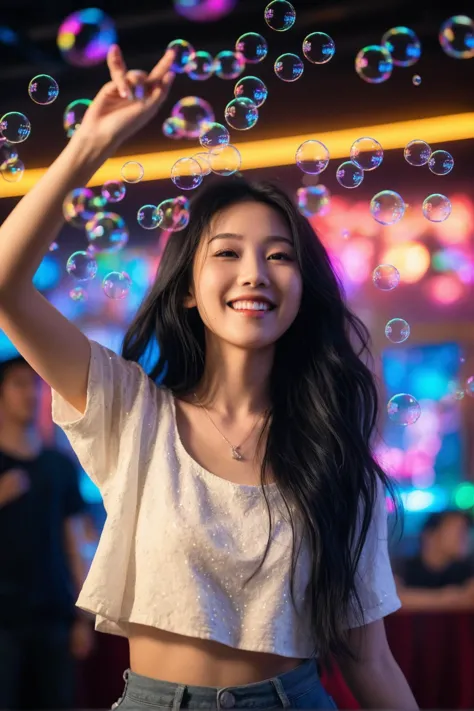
<box><xmin>227</xmin><ymin>300</ymin><xmax>276</xmax><ymax>312</ymax></box>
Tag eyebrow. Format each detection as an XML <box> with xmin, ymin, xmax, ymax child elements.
<box><xmin>208</xmin><ymin>232</ymin><xmax>294</xmax><ymax>247</ymax></box>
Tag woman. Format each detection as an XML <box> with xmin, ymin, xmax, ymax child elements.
<box><xmin>0</xmin><ymin>46</ymin><xmax>417</xmax><ymax>709</ymax></box>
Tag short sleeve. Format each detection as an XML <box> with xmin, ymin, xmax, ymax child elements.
<box><xmin>345</xmin><ymin>481</ymin><xmax>402</xmax><ymax>628</ymax></box>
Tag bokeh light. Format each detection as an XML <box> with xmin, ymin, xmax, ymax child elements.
<box><xmin>173</xmin><ymin>0</ymin><xmax>237</xmax><ymax>22</ymax></box>
<box><xmin>57</xmin><ymin>8</ymin><xmax>117</xmax><ymax>67</ymax></box>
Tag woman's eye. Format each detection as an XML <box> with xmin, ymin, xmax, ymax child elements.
<box><xmin>268</xmin><ymin>252</ymin><xmax>293</xmax><ymax>261</ymax></box>
<box><xmin>215</xmin><ymin>249</ymin><xmax>238</xmax><ymax>257</ymax></box>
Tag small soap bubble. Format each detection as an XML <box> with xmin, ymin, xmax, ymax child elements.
<box><xmin>66</xmin><ymin>251</ymin><xmax>98</xmax><ymax>281</ymax></box>
<box><xmin>428</xmin><ymin>150</ymin><xmax>454</xmax><ymax>175</ymax></box>
<box><xmin>69</xmin><ymin>286</ymin><xmax>87</xmax><ymax>301</ymax></box>
<box><xmin>0</xmin><ymin>139</ymin><xmax>18</xmax><ymax>170</ymax></box>
<box><xmin>0</xmin><ymin>112</ymin><xmax>31</xmax><ymax>144</ymax></box>
<box><xmin>137</xmin><ymin>204</ymin><xmax>162</xmax><ymax>230</ymax></box>
<box><xmin>387</xmin><ymin>393</ymin><xmax>421</xmax><ymax>426</ymax></box>
<box><xmin>404</xmin><ymin>139</ymin><xmax>431</xmax><ymax>166</ymax></box>
<box><xmin>57</xmin><ymin>8</ymin><xmax>116</xmax><ymax>67</ymax></box>
<box><xmin>121</xmin><ymin>161</ymin><xmax>144</xmax><ymax>184</ymax></box>
<box><xmin>102</xmin><ymin>271</ymin><xmax>132</xmax><ymax>300</ymax></box>
<box><xmin>412</xmin><ymin>74</ymin><xmax>422</xmax><ymax>86</ymax></box>
<box><xmin>465</xmin><ymin>376</ymin><xmax>474</xmax><ymax>397</ymax></box>
<box><xmin>302</xmin><ymin>32</ymin><xmax>335</xmax><ymax>64</ymax></box>
<box><xmin>385</xmin><ymin>318</ymin><xmax>410</xmax><ymax>343</ymax></box>
<box><xmin>214</xmin><ymin>50</ymin><xmax>245</xmax><ymax>80</ymax></box>
<box><xmin>381</xmin><ymin>27</ymin><xmax>421</xmax><ymax>67</ymax></box>
<box><xmin>209</xmin><ymin>144</ymin><xmax>242</xmax><ymax>176</ymax></box>
<box><xmin>86</xmin><ymin>212</ymin><xmax>129</xmax><ymax>253</ymax></box>
<box><xmin>63</xmin><ymin>99</ymin><xmax>91</xmax><ymax>138</ymax></box>
<box><xmin>336</xmin><ymin>161</ymin><xmax>364</xmax><ymax>189</ymax></box>
<box><xmin>199</xmin><ymin>122</ymin><xmax>230</xmax><ymax>148</ymax></box>
<box><xmin>171</xmin><ymin>96</ymin><xmax>215</xmax><ymax>139</ymax></box>
<box><xmin>224</xmin><ymin>97</ymin><xmax>259</xmax><ymax>130</ymax></box>
<box><xmin>373</xmin><ymin>264</ymin><xmax>401</xmax><ymax>290</ymax></box>
<box><xmin>167</xmin><ymin>39</ymin><xmax>195</xmax><ymax>73</ymax></box>
<box><xmin>49</xmin><ymin>242</ymin><xmax>59</xmax><ymax>252</ymax></box>
<box><xmin>422</xmin><ymin>194</ymin><xmax>452</xmax><ymax>223</ymax></box>
<box><xmin>234</xmin><ymin>76</ymin><xmax>268</xmax><ymax>107</ymax></box>
<box><xmin>192</xmin><ymin>152</ymin><xmax>212</xmax><ymax>176</ymax></box>
<box><xmin>1</xmin><ymin>159</ymin><xmax>24</xmax><ymax>183</ymax></box>
<box><xmin>63</xmin><ymin>187</ymin><xmax>106</xmax><ymax>228</ymax></box>
<box><xmin>171</xmin><ymin>157</ymin><xmax>203</xmax><ymax>190</ymax></box>
<box><xmin>296</xmin><ymin>140</ymin><xmax>329</xmax><ymax>175</ymax></box>
<box><xmin>162</xmin><ymin>117</ymin><xmax>186</xmax><ymax>140</ymax></box>
<box><xmin>439</xmin><ymin>16</ymin><xmax>474</xmax><ymax>59</ymax></box>
<box><xmin>264</xmin><ymin>0</ymin><xmax>296</xmax><ymax>31</ymax></box>
<box><xmin>28</xmin><ymin>75</ymin><xmax>59</xmax><ymax>105</ymax></box>
<box><xmin>158</xmin><ymin>196</ymin><xmax>190</xmax><ymax>232</ymax></box>
<box><xmin>235</xmin><ymin>33</ymin><xmax>268</xmax><ymax>63</ymax></box>
<box><xmin>350</xmin><ymin>137</ymin><xmax>383</xmax><ymax>171</ymax></box>
<box><xmin>370</xmin><ymin>190</ymin><xmax>405</xmax><ymax>225</ymax></box>
<box><xmin>185</xmin><ymin>51</ymin><xmax>214</xmax><ymax>81</ymax></box>
<box><xmin>296</xmin><ymin>185</ymin><xmax>331</xmax><ymax>217</ymax></box>
<box><xmin>274</xmin><ymin>53</ymin><xmax>304</xmax><ymax>82</ymax></box>
<box><xmin>101</xmin><ymin>180</ymin><xmax>126</xmax><ymax>203</ymax></box>
<box><xmin>355</xmin><ymin>45</ymin><xmax>393</xmax><ymax>83</ymax></box>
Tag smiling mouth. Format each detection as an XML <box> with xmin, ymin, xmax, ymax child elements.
<box><xmin>227</xmin><ymin>300</ymin><xmax>276</xmax><ymax>312</ymax></box>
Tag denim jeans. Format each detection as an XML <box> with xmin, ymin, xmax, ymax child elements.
<box><xmin>112</xmin><ymin>659</ymin><xmax>337</xmax><ymax>710</ymax></box>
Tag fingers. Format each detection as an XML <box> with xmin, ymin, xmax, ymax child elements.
<box><xmin>107</xmin><ymin>44</ymin><xmax>133</xmax><ymax>100</ymax></box>
<box><xmin>147</xmin><ymin>48</ymin><xmax>176</xmax><ymax>83</ymax></box>
<box><xmin>147</xmin><ymin>70</ymin><xmax>176</xmax><ymax>108</ymax></box>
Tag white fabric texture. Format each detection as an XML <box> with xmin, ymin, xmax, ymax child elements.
<box><xmin>51</xmin><ymin>340</ymin><xmax>401</xmax><ymax>657</ymax></box>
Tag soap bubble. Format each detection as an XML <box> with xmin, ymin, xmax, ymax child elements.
<box><xmin>336</xmin><ymin>161</ymin><xmax>364</xmax><ymax>189</ymax></box>
<box><xmin>63</xmin><ymin>99</ymin><xmax>91</xmax><ymax>138</ymax></box>
<box><xmin>387</xmin><ymin>393</ymin><xmax>421</xmax><ymax>426</ymax></box>
<box><xmin>173</xmin><ymin>0</ymin><xmax>237</xmax><ymax>22</ymax></box>
<box><xmin>193</xmin><ymin>152</ymin><xmax>212</xmax><ymax>176</ymax></box>
<box><xmin>439</xmin><ymin>16</ymin><xmax>474</xmax><ymax>59</ymax></box>
<box><xmin>28</xmin><ymin>75</ymin><xmax>59</xmax><ymax>105</ymax></box>
<box><xmin>199</xmin><ymin>122</ymin><xmax>230</xmax><ymax>148</ymax></box>
<box><xmin>428</xmin><ymin>150</ymin><xmax>454</xmax><ymax>175</ymax></box>
<box><xmin>102</xmin><ymin>271</ymin><xmax>132</xmax><ymax>300</ymax></box>
<box><xmin>158</xmin><ymin>196</ymin><xmax>190</xmax><ymax>232</ymax></box>
<box><xmin>171</xmin><ymin>96</ymin><xmax>215</xmax><ymax>139</ymax></box>
<box><xmin>302</xmin><ymin>32</ymin><xmax>335</xmax><ymax>64</ymax></box>
<box><xmin>412</xmin><ymin>74</ymin><xmax>422</xmax><ymax>86</ymax></box>
<box><xmin>264</xmin><ymin>0</ymin><xmax>296</xmax><ymax>31</ymax></box>
<box><xmin>1</xmin><ymin>159</ymin><xmax>24</xmax><ymax>182</ymax></box>
<box><xmin>224</xmin><ymin>97</ymin><xmax>258</xmax><ymax>130</ymax></box>
<box><xmin>355</xmin><ymin>45</ymin><xmax>393</xmax><ymax>83</ymax></box>
<box><xmin>63</xmin><ymin>188</ymin><xmax>106</xmax><ymax>228</ymax></box>
<box><xmin>422</xmin><ymin>194</ymin><xmax>452</xmax><ymax>223</ymax></box>
<box><xmin>171</xmin><ymin>157</ymin><xmax>203</xmax><ymax>190</ymax></box>
<box><xmin>235</xmin><ymin>32</ymin><xmax>268</xmax><ymax>63</ymax></box>
<box><xmin>86</xmin><ymin>212</ymin><xmax>129</xmax><ymax>253</ymax></box>
<box><xmin>373</xmin><ymin>264</ymin><xmax>400</xmax><ymax>290</ymax></box>
<box><xmin>350</xmin><ymin>137</ymin><xmax>383</xmax><ymax>171</ymax></box>
<box><xmin>274</xmin><ymin>53</ymin><xmax>304</xmax><ymax>82</ymax></box>
<box><xmin>0</xmin><ymin>112</ymin><xmax>31</xmax><ymax>144</ymax></box>
<box><xmin>101</xmin><ymin>180</ymin><xmax>126</xmax><ymax>203</ymax></box>
<box><xmin>370</xmin><ymin>190</ymin><xmax>405</xmax><ymax>225</ymax></box>
<box><xmin>69</xmin><ymin>286</ymin><xmax>87</xmax><ymax>301</ymax></box>
<box><xmin>209</xmin><ymin>144</ymin><xmax>241</xmax><ymax>176</ymax></box>
<box><xmin>162</xmin><ymin>117</ymin><xmax>186</xmax><ymax>140</ymax></box>
<box><xmin>296</xmin><ymin>140</ymin><xmax>329</xmax><ymax>175</ymax></box>
<box><xmin>121</xmin><ymin>161</ymin><xmax>144</xmax><ymax>183</ymax></box>
<box><xmin>404</xmin><ymin>139</ymin><xmax>431</xmax><ymax>166</ymax></box>
<box><xmin>214</xmin><ymin>50</ymin><xmax>245</xmax><ymax>80</ymax></box>
<box><xmin>0</xmin><ymin>139</ymin><xmax>18</xmax><ymax>170</ymax></box>
<box><xmin>297</xmin><ymin>185</ymin><xmax>331</xmax><ymax>217</ymax></box>
<box><xmin>49</xmin><ymin>242</ymin><xmax>59</xmax><ymax>252</ymax></box>
<box><xmin>167</xmin><ymin>39</ymin><xmax>195</xmax><ymax>73</ymax></box>
<box><xmin>66</xmin><ymin>250</ymin><xmax>98</xmax><ymax>281</ymax></box>
<box><xmin>381</xmin><ymin>27</ymin><xmax>421</xmax><ymax>67</ymax></box>
<box><xmin>185</xmin><ymin>51</ymin><xmax>214</xmax><ymax>80</ymax></box>
<box><xmin>137</xmin><ymin>205</ymin><xmax>162</xmax><ymax>230</ymax></box>
<box><xmin>57</xmin><ymin>8</ymin><xmax>117</xmax><ymax>67</ymax></box>
<box><xmin>234</xmin><ymin>76</ymin><xmax>268</xmax><ymax>107</ymax></box>
<box><xmin>385</xmin><ymin>318</ymin><xmax>410</xmax><ymax>343</ymax></box>
<box><xmin>465</xmin><ymin>376</ymin><xmax>474</xmax><ymax>397</ymax></box>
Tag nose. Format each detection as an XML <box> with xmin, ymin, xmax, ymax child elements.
<box><xmin>236</xmin><ymin>254</ymin><xmax>270</xmax><ymax>288</ymax></box>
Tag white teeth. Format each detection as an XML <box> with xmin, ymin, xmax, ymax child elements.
<box><xmin>230</xmin><ymin>300</ymin><xmax>272</xmax><ymax>311</ymax></box>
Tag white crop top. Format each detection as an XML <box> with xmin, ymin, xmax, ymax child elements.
<box><xmin>51</xmin><ymin>340</ymin><xmax>401</xmax><ymax>658</ymax></box>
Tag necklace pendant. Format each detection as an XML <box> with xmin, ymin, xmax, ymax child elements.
<box><xmin>231</xmin><ymin>446</ymin><xmax>243</xmax><ymax>461</ymax></box>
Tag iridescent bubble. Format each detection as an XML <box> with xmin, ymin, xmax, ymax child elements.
<box><xmin>101</xmin><ymin>180</ymin><xmax>126</xmax><ymax>203</ymax></box>
<box><xmin>185</xmin><ymin>51</ymin><xmax>214</xmax><ymax>80</ymax></box>
<box><xmin>381</xmin><ymin>27</ymin><xmax>421</xmax><ymax>67</ymax></box>
<box><xmin>385</xmin><ymin>318</ymin><xmax>410</xmax><ymax>343</ymax></box>
<box><xmin>57</xmin><ymin>8</ymin><xmax>117</xmax><ymax>67</ymax></box>
<box><xmin>158</xmin><ymin>196</ymin><xmax>190</xmax><ymax>232</ymax></box>
<box><xmin>235</xmin><ymin>33</ymin><xmax>268</xmax><ymax>63</ymax></box>
<box><xmin>167</xmin><ymin>39</ymin><xmax>195</xmax><ymax>74</ymax></box>
<box><xmin>162</xmin><ymin>116</ymin><xmax>186</xmax><ymax>140</ymax></box>
<box><xmin>102</xmin><ymin>271</ymin><xmax>132</xmax><ymax>300</ymax></box>
<box><xmin>274</xmin><ymin>53</ymin><xmax>304</xmax><ymax>82</ymax></box>
<box><xmin>302</xmin><ymin>32</ymin><xmax>335</xmax><ymax>64</ymax></box>
<box><xmin>49</xmin><ymin>242</ymin><xmax>59</xmax><ymax>252</ymax></box>
<box><xmin>422</xmin><ymin>194</ymin><xmax>452</xmax><ymax>223</ymax></box>
<box><xmin>428</xmin><ymin>150</ymin><xmax>454</xmax><ymax>175</ymax></box>
<box><xmin>173</xmin><ymin>0</ymin><xmax>237</xmax><ymax>22</ymax></box>
<box><xmin>224</xmin><ymin>97</ymin><xmax>258</xmax><ymax>130</ymax></box>
<box><xmin>234</xmin><ymin>76</ymin><xmax>268</xmax><ymax>107</ymax></box>
<box><xmin>404</xmin><ymin>139</ymin><xmax>431</xmax><ymax>166</ymax></box>
<box><xmin>373</xmin><ymin>264</ymin><xmax>401</xmax><ymax>290</ymax></box>
<box><xmin>465</xmin><ymin>376</ymin><xmax>474</xmax><ymax>397</ymax></box>
<box><xmin>63</xmin><ymin>187</ymin><xmax>106</xmax><ymax>228</ymax></box>
<box><xmin>355</xmin><ymin>45</ymin><xmax>393</xmax><ymax>83</ymax></box>
<box><xmin>137</xmin><ymin>205</ymin><xmax>162</xmax><ymax>230</ymax></box>
<box><xmin>296</xmin><ymin>185</ymin><xmax>331</xmax><ymax>217</ymax></box>
<box><xmin>336</xmin><ymin>161</ymin><xmax>364</xmax><ymax>189</ymax></box>
<box><xmin>171</xmin><ymin>96</ymin><xmax>215</xmax><ymax>139</ymax></box>
<box><xmin>214</xmin><ymin>50</ymin><xmax>245</xmax><ymax>80</ymax></box>
<box><xmin>412</xmin><ymin>74</ymin><xmax>422</xmax><ymax>86</ymax></box>
<box><xmin>439</xmin><ymin>16</ymin><xmax>474</xmax><ymax>59</ymax></box>
<box><xmin>171</xmin><ymin>157</ymin><xmax>203</xmax><ymax>190</ymax></box>
<box><xmin>370</xmin><ymin>190</ymin><xmax>405</xmax><ymax>225</ymax></box>
<box><xmin>0</xmin><ymin>138</ymin><xmax>18</xmax><ymax>170</ymax></box>
<box><xmin>0</xmin><ymin>158</ymin><xmax>24</xmax><ymax>183</ymax></box>
<box><xmin>121</xmin><ymin>161</ymin><xmax>144</xmax><ymax>184</ymax></box>
<box><xmin>0</xmin><ymin>112</ymin><xmax>31</xmax><ymax>144</ymax></box>
<box><xmin>264</xmin><ymin>0</ymin><xmax>296</xmax><ymax>31</ymax></box>
<box><xmin>209</xmin><ymin>144</ymin><xmax>241</xmax><ymax>176</ymax></box>
<box><xmin>350</xmin><ymin>137</ymin><xmax>383</xmax><ymax>171</ymax></box>
<box><xmin>192</xmin><ymin>153</ymin><xmax>212</xmax><ymax>176</ymax></box>
<box><xmin>63</xmin><ymin>99</ymin><xmax>91</xmax><ymax>138</ymax></box>
<box><xmin>296</xmin><ymin>140</ymin><xmax>329</xmax><ymax>175</ymax></box>
<box><xmin>199</xmin><ymin>121</ymin><xmax>230</xmax><ymax>148</ymax></box>
<box><xmin>66</xmin><ymin>250</ymin><xmax>98</xmax><ymax>281</ymax></box>
<box><xmin>85</xmin><ymin>212</ymin><xmax>129</xmax><ymax>253</ymax></box>
<box><xmin>69</xmin><ymin>286</ymin><xmax>87</xmax><ymax>301</ymax></box>
<box><xmin>387</xmin><ymin>393</ymin><xmax>421</xmax><ymax>426</ymax></box>
<box><xmin>28</xmin><ymin>75</ymin><xmax>59</xmax><ymax>105</ymax></box>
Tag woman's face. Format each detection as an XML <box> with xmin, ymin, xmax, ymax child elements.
<box><xmin>186</xmin><ymin>200</ymin><xmax>303</xmax><ymax>350</ymax></box>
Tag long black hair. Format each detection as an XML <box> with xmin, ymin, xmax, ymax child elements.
<box><xmin>122</xmin><ymin>176</ymin><xmax>398</xmax><ymax>665</ymax></box>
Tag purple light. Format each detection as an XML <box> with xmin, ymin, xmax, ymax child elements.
<box><xmin>173</xmin><ymin>0</ymin><xmax>237</xmax><ymax>22</ymax></box>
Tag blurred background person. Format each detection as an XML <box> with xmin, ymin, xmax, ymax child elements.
<box><xmin>0</xmin><ymin>355</ymin><xmax>96</xmax><ymax>710</ymax></box>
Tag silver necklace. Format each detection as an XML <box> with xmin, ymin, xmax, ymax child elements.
<box><xmin>193</xmin><ymin>393</ymin><xmax>263</xmax><ymax>461</ymax></box>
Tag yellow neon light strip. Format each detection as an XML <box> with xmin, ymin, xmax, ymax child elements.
<box><xmin>2</xmin><ymin>112</ymin><xmax>474</xmax><ymax>199</ymax></box>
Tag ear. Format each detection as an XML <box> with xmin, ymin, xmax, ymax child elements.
<box><xmin>183</xmin><ymin>287</ymin><xmax>197</xmax><ymax>309</ymax></box>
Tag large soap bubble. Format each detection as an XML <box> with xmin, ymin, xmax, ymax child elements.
<box><xmin>57</xmin><ymin>8</ymin><xmax>117</xmax><ymax>67</ymax></box>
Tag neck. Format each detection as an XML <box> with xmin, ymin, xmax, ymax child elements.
<box><xmin>0</xmin><ymin>419</ymin><xmax>41</xmax><ymax>458</ymax></box>
<box><xmin>421</xmin><ymin>540</ymin><xmax>451</xmax><ymax>571</ymax></box>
